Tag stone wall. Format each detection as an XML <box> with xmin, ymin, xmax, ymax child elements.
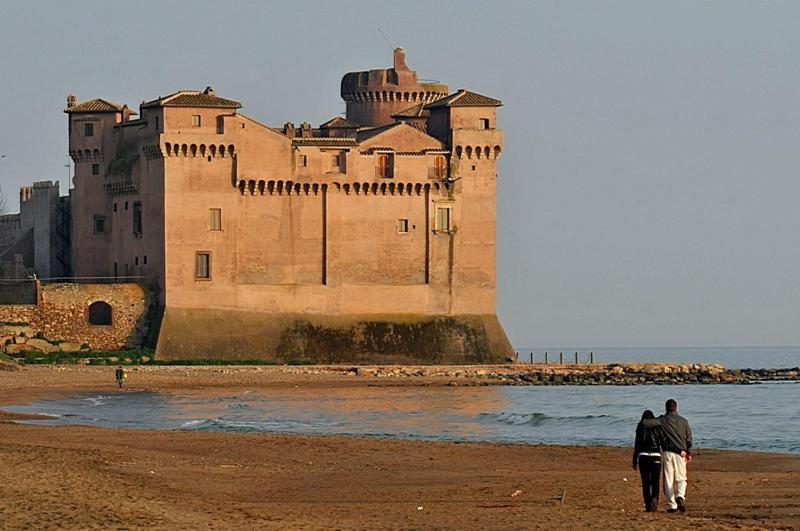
<box><xmin>0</xmin><ymin>283</ymin><xmax>147</xmax><ymax>352</ymax></box>
<box><xmin>157</xmin><ymin>309</ymin><xmax>514</xmax><ymax>363</ymax></box>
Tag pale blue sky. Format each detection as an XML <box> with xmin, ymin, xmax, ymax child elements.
<box><xmin>1</xmin><ymin>1</ymin><xmax>798</xmax><ymax>348</ymax></box>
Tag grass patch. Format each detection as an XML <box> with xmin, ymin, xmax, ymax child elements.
<box><xmin>11</xmin><ymin>347</ymin><xmax>313</xmax><ymax>367</ymax></box>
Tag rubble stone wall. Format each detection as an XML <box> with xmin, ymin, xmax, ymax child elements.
<box><xmin>0</xmin><ymin>283</ymin><xmax>147</xmax><ymax>352</ymax></box>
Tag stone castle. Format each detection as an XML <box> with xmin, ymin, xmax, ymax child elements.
<box><xmin>1</xmin><ymin>49</ymin><xmax>513</xmax><ymax>363</ymax></box>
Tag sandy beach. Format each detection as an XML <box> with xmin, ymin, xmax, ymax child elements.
<box><xmin>1</xmin><ymin>366</ymin><xmax>798</xmax><ymax>529</ymax></box>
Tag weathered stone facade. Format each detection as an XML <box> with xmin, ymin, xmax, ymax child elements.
<box><xmin>0</xmin><ymin>283</ymin><xmax>147</xmax><ymax>351</ymax></box>
<box><xmin>62</xmin><ymin>49</ymin><xmax>513</xmax><ymax>362</ymax></box>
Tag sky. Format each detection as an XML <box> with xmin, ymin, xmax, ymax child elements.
<box><xmin>1</xmin><ymin>1</ymin><xmax>798</xmax><ymax>348</ymax></box>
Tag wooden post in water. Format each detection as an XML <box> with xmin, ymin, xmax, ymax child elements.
<box><xmin>545</xmin><ymin>352</ymin><xmax>548</xmax><ymax>364</ymax></box>
<box><xmin>575</xmin><ymin>352</ymin><xmax>578</xmax><ymax>364</ymax></box>
<box><xmin>530</xmin><ymin>352</ymin><xmax>533</xmax><ymax>364</ymax></box>
<box><xmin>559</xmin><ymin>352</ymin><xmax>563</xmax><ymax>364</ymax></box>
<box><xmin>590</xmin><ymin>352</ymin><xmax>594</xmax><ymax>364</ymax></box>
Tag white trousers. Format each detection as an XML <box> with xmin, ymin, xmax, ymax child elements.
<box><xmin>662</xmin><ymin>451</ymin><xmax>687</xmax><ymax>509</ymax></box>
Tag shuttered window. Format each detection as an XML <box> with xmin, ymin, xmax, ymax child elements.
<box><xmin>209</xmin><ymin>209</ymin><xmax>222</xmax><ymax>231</ymax></box>
<box><xmin>195</xmin><ymin>252</ymin><xmax>211</xmax><ymax>279</ymax></box>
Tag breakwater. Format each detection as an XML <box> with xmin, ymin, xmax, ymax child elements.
<box><xmin>349</xmin><ymin>363</ymin><xmax>800</xmax><ymax>385</ymax></box>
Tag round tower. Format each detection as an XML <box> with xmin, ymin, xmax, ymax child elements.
<box><xmin>340</xmin><ymin>48</ymin><xmax>449</xmax><ymax>128</ymax></box>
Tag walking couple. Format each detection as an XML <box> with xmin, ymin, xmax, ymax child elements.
<box><xmin>632</xmin><ymin>398</ymin><xmax>693</xmax><ymax>513</ymax></box>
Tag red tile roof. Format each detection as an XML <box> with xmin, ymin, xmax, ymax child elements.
<box><xmin>424</xmin><ymin>89</ymin><xmax>502</xmax><ymax>109</ymax></box>
<box><xmin>320</xmin><ymin>116</ymin><xmax>360</xmax><ymax>129</ymax></box>
<box><xmin>141</xmin><ymin>88</ymin><xmax>241</xmax><ymax>109</ymax></box>
<box><xmin>64</xmin><ymin>98</ymin><xmax>132</xmax><ymax>114</ymax></box>
<box><xmin>392</xmin><ymin>103</ymin><xmax>429</xmax><ymax>119</ymax></box>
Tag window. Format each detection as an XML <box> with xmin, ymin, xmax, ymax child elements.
<box><xmin>92</xmin><ymin>163</ymin><xmax>99</xmax><ymax>175</ymax></box>
<box><xmin>124</xmin><ymin>201</ymin><xmax>128</xmax><ymax>211</ymax></box>
<box><xmin>132</xmin><ymin>202</ymin><xmax>142</xmax><ymax>235</ymax></box>
<box><xmin>299</xmin><ymin>155</ymin><xmax>307</xmax><ymax>167</ymax></box>
<box><xmin>332</xmin><ymin>154</ymin><xmax>341</xmax><ymax>167</ymax></box>
<box><xmin>376</xmin><ymin>153</ymin><xmax>393</xmax><ymax>179</ymax></box>
<box><xmin>93</xmin><ymin>215</ymin><xmax>106</xmax><ymax>234</ymax></box>
<box><xmin>479</xmin><ymin>118</ymin><xmax>490</xmax><ymax>130</ymax></box>
<box><xmin>135</xmin><ymin>256</ymin><xmax>139</xmax><ymax>266</ymax></box>
<box><xmin>84</xmin><ymin>123</ymin><xmax>94</xmax><ymax>137</ymax></box>
<box><xmin>216</xmin><ymin>116</ymin><xmax>224</xmax><ymax>134</ymax></box>
<box><xmin>113</xmin><ymin>203</ymin><xmax>117</xmax><ymax>212</ymax></box>
<box><xmin>209</xmin><ymin>208</ymin><xmax>222</xmax><ymax>231</ymax></box>
<box><xmin>113</xmin><ymin>262</ymin><xmax>118</xmax><ymax>278</ymax></box>
<box><xmin>433</xmin><ymin>155</ymin><xmax>446</xmax><ymax>179</ymax></box>
<box><xmin>435</xmin><ymin>204</ymin><xmax>453</xmax><ymax>232</ymax></box>
<box><xmin>195</xmin><ymin>252</ymin><xmax>211</xmax><ymax>279</ymax></box>
<box><xmin>143</xmin><ymin>255</ymin><xmax>148</xmax><ymax>265</ymax></box>
<box><xmin>192</xmin><ymin>115</ymin><xmax>201</xmax><ymax>127</ymax></box>
<box><xmin>397</xmin><ymin>219</ymin><xmax>409</xmax><ymax>233</ymax></box>
<box><xmin>88</xmin><ymin>301</ymin><xmax>112</xmax><ymax>326</ymax></box>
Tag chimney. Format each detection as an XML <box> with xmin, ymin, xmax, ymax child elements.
<box><xmin>299</xmin><ymin>122</ymin><xmax>312</xmax><ymax>138</ymax></box>
<box><xmin>283</xmin><ymin>122</ymin><xmax>295</xmax><ymax>137</ymax></box>
<box><xmin>67</xmin><ymin>94</ymin><xmax>77</xmax><ymax>108</ymax></box>
<box><xmin>393</xmin><ymin>47</ymin><xmax>409</xmax><ymax>71</ymax></box>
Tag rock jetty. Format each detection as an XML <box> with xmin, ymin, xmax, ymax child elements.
<box><xmin>342</xmin><ymin>363</ymin><xmax>800</xmax><ymax>385</ymax></box>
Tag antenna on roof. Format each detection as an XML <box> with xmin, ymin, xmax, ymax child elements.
<box><xmin>377</xmin><ymin>28</ymin><xmax>393</xmax><ymax>51</ymax></box>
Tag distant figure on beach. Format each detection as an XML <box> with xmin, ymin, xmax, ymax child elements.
<box><xmin>642</xmin><ymin>399</ymin><xmax>693</xmax><ymax>513</ymax></box>
<box><xmin>115</xmin><ymin>366</ymin><xmax>126</xmax><ymax>389</ymax></box>
<box><xmin>632</xmin><ymin>409</ymin><xmax>663</xmax><ymax>512</ymax></box>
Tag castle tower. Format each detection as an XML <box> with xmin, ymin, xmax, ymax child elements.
<box><xmin>340</xmin><ymin>48</ymin><xmax>449</xmax><ymax>127</ymax></box>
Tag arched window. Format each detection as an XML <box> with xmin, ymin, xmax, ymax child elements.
<box><xmin>88</xmin><ymin>301</ymin><xmax>112</xmax><ymax>326</ymax></box>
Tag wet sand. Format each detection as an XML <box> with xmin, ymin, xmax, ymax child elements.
<box><xmin>1</xmin><ymin>366</ymin><xmax>798</xmax><ymax>529</ymax></box>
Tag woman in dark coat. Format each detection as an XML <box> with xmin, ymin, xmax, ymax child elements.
<box><xmin>633</xmin><ymin>409</ymin><xmax>664</xmax><ymax>512</ymax></box>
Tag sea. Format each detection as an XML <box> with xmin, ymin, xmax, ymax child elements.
<box><xmin>3</xmin><ymin>347</ymin><xmax>798</xmax><ymax>453</ymax></box>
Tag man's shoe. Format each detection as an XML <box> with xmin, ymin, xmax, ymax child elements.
<box><xmin>676</xmin><ymin>496</ymin><xmax>686</xmax><ymax>513</ymax></box>
<box><xmin>667</xmin><ymin>508</ymin><xmax>677</xmax><ymax>513</ymax></box>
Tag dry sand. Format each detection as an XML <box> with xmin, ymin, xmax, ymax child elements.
<box><xmin>0</xmin><ymin>366</ymin><xmax>798</xmax><ymax>530</ymax></box>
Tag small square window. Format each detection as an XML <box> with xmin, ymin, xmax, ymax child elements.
<box><xmin>332</xmin><ymin>154</ymin><xmax>341</xmax><ymax>167</ymax></box>
<box><xmin>92</xmin><ymin>163</ymin><xmax>99</xmax><ymax>175</ymax></box>
<box><xmin>209</xmin><ymin>208</ymin><xmax>222</xmax><ymax>231</ymax></box>
<box><xmin>435</xmin><ymin>205</ymin><xmax>453</xmax><ymax>232</ymax></box>
<box><xmin>113</xmin><ymin>203</ymin><xmax>118</xmax><ymax>213</ymax></box>
<box><xmin>397</xmin><ymin>219</ymin><xmax>409</xmax><ymax>233</ymax></box>
<box><xmin>84</xmin><ymin>123</ymin><xmax>94</xmax><ymax>137</ymax></box>
<box><xmin>124</xmin><ymin>201</ymin><xmax>128</xmax><ymax>211</ymax></box>
<box><xmin>192</xmin><ymin>115</ymin><xmax>201</xmax><ymax>127</ymax></box>
<box><xmin>135</xmin><ymin>256</ymin><xmax>139</xmax><ymax>266</ymax></box>
<box><xmin>93</xmin><ymin>215</ymin><xmax>106</xmax><ymax>234</ymax></box>
<box><xmin>299</xmin><ymin>155</ymin><xmax>307</xmax><ymax>167</ymax></box>
<box><xmin>143</xmin><ymin>255</ymin><xmax>148</xmax><ymax>265</ymax></box>
<box><xmin>195</xmin><ymin>252</ymin><xmax>211</xmax><ymax>279</ymax></box>
<box><xmin>479</xmin><ymin>118</ymin><xmax>490</xmax><ymax>130</ymax></box>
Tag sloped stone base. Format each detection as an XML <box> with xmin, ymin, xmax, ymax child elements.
<box><xmin>156</xmin><ymin>308</ymin><xmax>514</xmax><ymax>364</ymax></box>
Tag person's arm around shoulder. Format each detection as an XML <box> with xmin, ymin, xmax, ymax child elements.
<box><xmin>639</xmin><ymin>415</ymin><xmax>663</xmax><ymax>428</ymax></box>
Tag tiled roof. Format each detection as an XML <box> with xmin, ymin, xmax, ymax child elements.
<box><xmin>424</xmin><ymin>89</ymin><xmax>502</xmax><ymax>109</ymax></box>
<box><xmin>292</xmin><ymin>137</ymin><xmax>357</xmax><ymax>146</ymax></box>
<box><xmin>141</xmin><ymin>89</ymin><xmax>241</xmax><ymax>109</ymax></box>
<box><xmin>65</xmin><ymin>98</ymin><xmax>132</xmax><ymax>114</ymax></box>
<box><xmin>392</xmin><ymin>103</ymin><xmax>429</xmax><ymax>119</ymax></box>
<box><xmin>356</xmin><ymin>122</ymin><xmax>402</xmax><ymax>142</ymax></box>
<box><xmin>320</xmin><ymin>116</ymin><xmax>360</xmax><ymax>129</ymax></box>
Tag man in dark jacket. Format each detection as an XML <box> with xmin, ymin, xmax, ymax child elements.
<box><xmin>642</xmin><ymin>398</ymin><xmax>693</xmax><ymax>513</ymax></box>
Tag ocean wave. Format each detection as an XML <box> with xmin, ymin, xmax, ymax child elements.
<box><xmin>479</xmin><ymin>411</ymin><xmax>616</xmax><ymax>426</ymax></box>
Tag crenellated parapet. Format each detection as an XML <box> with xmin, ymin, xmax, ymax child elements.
<box><xmin>234</xmin><ymin>179</ymin><xmax>442</xmax><ymax>196</ymax></box>
<box><xmin>164</xmin><ymin>142</ymin><xmax>236</xmax><ymax>159</ymax></box>
<box><xmin>69</xmin><ymin>149</ymin><xmax>103</xmax><ymax>163</ymax></box>
<box><xmin>454</xmin><ymin>144</ymin><xmax>502</xmax><ymax>160</ymax></box>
